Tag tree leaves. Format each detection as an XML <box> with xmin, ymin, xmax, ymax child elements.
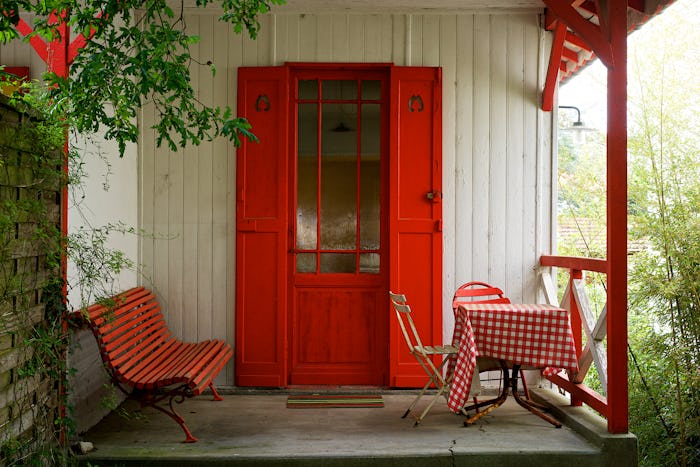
<box><xmin>0</xmin><ymin>0</ymin><xmax>286</xmax><ymax>156</ymax></box>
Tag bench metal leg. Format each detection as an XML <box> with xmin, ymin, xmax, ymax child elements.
<box><xmin>209</xmin><ymin>383</ymin><xmax>224</xmax><ymax>401</ymax></box>
<box><xmin>138</xmin><ymin>391</ymin><xmax>198</xmax><ymax>443</ymax></box>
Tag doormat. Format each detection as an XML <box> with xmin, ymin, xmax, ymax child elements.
<box><xmin>287</xmin><ymin>394</ymin><xmax>384</xmax><ymax>408</ymax></box>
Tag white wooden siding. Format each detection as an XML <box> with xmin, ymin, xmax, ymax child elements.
<box><xmin>0</xmin><ymin>10</ymin><xmax>555</xmax><ymax>387</ymax></box>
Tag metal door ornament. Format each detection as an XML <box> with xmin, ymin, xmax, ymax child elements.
<box><xmin>255</xmin><ymin>94</ymin><xmax>271</xmax><ymax>112</ymax></box>
<box><xmin>408</xmin><ymin>95</ymin><xmax>424</xmax><ymax>112</ymax></box>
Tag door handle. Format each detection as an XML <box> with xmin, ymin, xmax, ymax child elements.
<box><xmin>426</xmin><ymin>191</ymin><xmax>442</xmax><ymax>202</ymax></box>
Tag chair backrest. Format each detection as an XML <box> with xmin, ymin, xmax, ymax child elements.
<box><xmin>389</xmin><ymin>291</ymin><xmax>425</xmax><ymax>352</ymax></box>
<box><xmin>452</xmin><ymin>281</ymin><xmax>510</xmax><ymax>313</ymax></box>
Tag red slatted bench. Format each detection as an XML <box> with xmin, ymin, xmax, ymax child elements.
<box><xmin>80</xmin><ymin>286</ymin><xmax>233</xmax><ymax>442</ymax></box>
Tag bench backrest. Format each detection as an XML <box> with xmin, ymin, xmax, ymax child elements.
<box><xmin>84</xmin><ymin>287</ymin><xmax>172</xmax><ymax>379</ymax></box>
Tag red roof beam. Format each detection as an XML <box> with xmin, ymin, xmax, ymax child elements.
<box><xmin>576</xmin><ymin>1</ymin><xmax>598</xmax><ymax>16</ymax></box>
<box><xmin>593</xmin><ymin>0</ymin><xmax>609</xmax><ymax>42</ymax></box>
<box><xmin>561</xmin><ymin>46</ymin><xmax>581</xmax><ymax>64</ymax></box>
<box><xmin>544</xmin><ymin>0</ymin><xmax>588</xmax><ymax>30</ymax></box>
<box><xmin>628</xmin><ymin>0</ymin><xmax>645</xmax><ymax>13</ymax></box>
<box><xmin>564</xmin><ymin>31</ymin><xmax>593</xmax><ymax>53</ymax></box>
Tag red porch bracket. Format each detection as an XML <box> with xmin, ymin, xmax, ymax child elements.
<box><xmin>543</xmin><ymin>0</ymin><xmax>613</xmax><ymax>68</ymax></box>
<box><xmin>542</xmin><ymin>21</ymin><xmax>566</xmax><ymax>111</ymax></box>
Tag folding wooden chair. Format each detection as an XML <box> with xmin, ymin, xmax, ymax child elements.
<box><xmin>451</xmin><ymin>281</ymin><xmax>531</xmax><ymax>410</ymax></box>
<box><xmin>389</xmin><ymin>291</ymin><xmax>458</xmax><ymax>426</ymax></box>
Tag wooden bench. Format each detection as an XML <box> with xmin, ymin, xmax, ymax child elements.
<box><xmin>80</xmin><ymin>286</ymin><xmax>233</xmax><ymax>442</ymax></box>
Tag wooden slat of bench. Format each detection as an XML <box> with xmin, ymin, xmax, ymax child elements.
<box><xmin>118</xmin><ymin>337</ymin><xmax>181</xmax><ymax>384</ymax></box>
<box><xmin>130</xmin><ymin>341</ymin><xmax>198</xmax><ymax>388</ymax></box>
<box><xmin>87</xmin><ymin>287</ymin><xmax>153</xmax><ymax>323</ymax></box>
<box><xmin>84</xmin><ymin>286</ymin><xmax>148</xmax><ymax>315</ymax></box>
<box><xmin>106</xmin><ymin>320</ymin><xmax>170</xmax><ymax>369</ymax></box>
<box><xmin>96</xmin><ymin>300</ymin><xmax>162</xmax><ymax>340</ymax></box>
<box><xmin>188</xmin><ymin>343</ymin><xmax>234</xmax><ymax>394</ymax></box>
<box><xmin>101</xmin><ymin>315</ymin><xmax>169</xmax><ymax>363</ymax></box>
<box><xmin>165</xmin><ymin>341</ymin><xmax>223</xmax><ymax>386</ymax></box>
<box><xmin>159</xmin><ymin>340</ymin><xmax>233</xmax><ymax>394</ymax></box>
<box><xmin>141</xmin><ymin>342</ymin><xmax>203</xmax><ymax>388</ymax></box>
<box><xmin>94</xmin><ymin>297</ymin><xmax>162</xmax><ymax>340</ymax></box>
<box><xmin>182</xmin><ymin>341</ymin><xmax>229</xmax><ymax>381</ymax></box>
<box><xmin>135</xmin><ymin>340</ymin><xmax>227</xmax><ymax>391</ymax></box>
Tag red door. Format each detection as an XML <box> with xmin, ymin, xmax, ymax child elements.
<box><xmin>289</xmin><ymin>69</ymin><xmax>389</xmax><ymax>385</ymax></box>
<box><xmin>236</xmin><ymin>64</ymin><xmax>441</xmax><ymax>388</ymax></box>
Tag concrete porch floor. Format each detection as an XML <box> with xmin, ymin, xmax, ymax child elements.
<box><xmin>76</xmin><ymin>388</ymin><xmax>637</xmax><ymax>467</ymax></box>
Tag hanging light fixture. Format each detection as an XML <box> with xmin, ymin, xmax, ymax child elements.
<box><xmin>559</xmin><ymin>105</ymin><xmax>584</xmax><ymax>127</ymax></box>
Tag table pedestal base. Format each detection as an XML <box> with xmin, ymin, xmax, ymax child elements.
<box><xmin>461</xmin><ymin>361</ymin><xmax>562</xmax><ymax>428</ymax></box>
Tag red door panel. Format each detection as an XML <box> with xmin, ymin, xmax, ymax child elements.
<box><xmin>290</xmin><ymin>286</ymin><xmax>386</xmax><ymax>385</ymax></box>
<box><xmin>389</xmin><ymin>66</ymin><xmax>443</xmax><ymax>387</ymax></box>
<box><xmin>235</xmin><ymin>67</ymin><xmax>289</xmax><ymax>386</ymax></box>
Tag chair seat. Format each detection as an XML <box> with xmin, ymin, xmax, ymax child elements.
<box><xmin>418</xmin><ymin>344</ymin><xmax>458</xmax><ymax>355</ymax></box>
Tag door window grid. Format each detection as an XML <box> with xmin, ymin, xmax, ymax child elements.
<box><xmin>296</xmin><ymin>79</ymin><xmax>382</xmax><ymax>274</ymax></box>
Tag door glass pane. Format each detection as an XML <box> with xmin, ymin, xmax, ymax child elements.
<box><xmin>297</xmin><ymin>103</ymin><xmax>318</xmax><ymax>250</ymax></box>
<box><xmin>361</xmin><ymin>80</ymin><xmax>381</xmax><ymax>100</ymax></box>
<box><xmin>322</xmin><ymin>80</ymin><xmax>357</xmax><ymax>100</ymax></box>
<box><xmin>298</xmin><ymin>80</ymin><xmax>318</xmax><ymax>100</ymax></box>
<box><xmin>360</xmin><ymin>104</ymin><xmax>380</xmax><ymax>250</ymax></box>
<box><xmin>321</xmin><ymin>102</ymin><xmax>357</xmax><ymax>250</ymax></box>
<box><xmin>359</xmin><ymin>253</ymin><xmax>380</xmax><ymax>273</ymax></box>
<box><xmin>296</xmin><ymin>253</ymin><xmax>316</xmax><ymax>273</ymax></box>
<box><xmin>320</xmin><ymin>253</ymin><xmax>355</xmax><ymax>273</ymax></box>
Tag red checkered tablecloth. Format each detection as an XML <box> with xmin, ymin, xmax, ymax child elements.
<box><xmin>447</xmin><ymin>303</ymin><xmax>579</xmax><ymax>413</ymax></box>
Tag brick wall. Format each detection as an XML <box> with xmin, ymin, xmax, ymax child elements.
<box><xmin>0</xmin><ymin>95</ymin><xmax>62</xmax><ymax>459</ymax></box>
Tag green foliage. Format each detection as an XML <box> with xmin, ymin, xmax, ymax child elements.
<box><xmin>0</xmin><ymin>0</ymin><xmax>285</xmax><ymax>156</ymax></box>
<box><xmin>625</xmin><ymin>3</ymin><xmax>700</xmax><ymax>465</ymax></box>
<box><xmin>558</xmin><ymin>3</ymin><xmax>700</xmax><ymax>466</ymax></box>
<box><xmin>0</xmin><ymin>88</ymin><xmax>69</xmax><ymax>466</ymax></box>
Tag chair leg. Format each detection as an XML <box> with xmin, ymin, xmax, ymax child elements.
<box><xmin>462</xmin><ymin>362</ymin><xmax>510</xmax><ymax>426</ymax></box>
<box><xmin>412</xmin><ymin>378</ymin><xmax>451</xmax><ymax>427</ymax></box>
<box><xmin>520</xmin><ymin>370</ymin><xmax>531</xmax><ymax>400</ymax></box>
<box><xmin>402</xmin><ymin>375</ymin><xmax>434</xmax><ymax>419</ymax></box>
<box><xmin>510</xmin><ymin>366</ymin><xmax>562</xmax><ymax>428</ymax></box>
<box><xmin>402</xmin><ymin>357</ymin><xmax>452</xmax><ymax>425</ymax></box>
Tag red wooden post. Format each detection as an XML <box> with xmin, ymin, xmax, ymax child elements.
<box><xmin>606</xmin><ymin>0</ymin><xmax>629</xmax><ymax>435</ymax></box>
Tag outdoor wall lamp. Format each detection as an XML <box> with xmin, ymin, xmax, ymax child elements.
<box><xmin>558</xmin><ymin>105</ymin><xmax>584</xmax><ymax>127</ymax></box>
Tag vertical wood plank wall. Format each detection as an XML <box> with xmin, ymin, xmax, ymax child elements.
<box><xmin>1</xmin><ymin>10</ymin><xmax>554</xmax><ymax>386</ymax></box>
